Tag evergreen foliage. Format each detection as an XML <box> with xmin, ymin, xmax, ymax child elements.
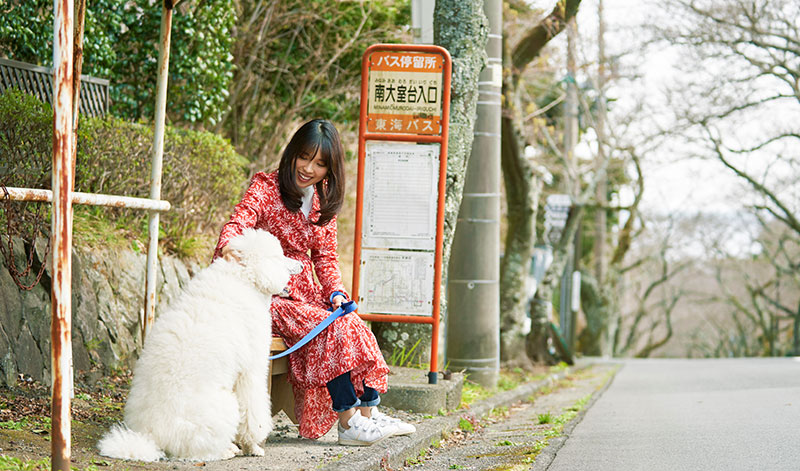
<box><xmin>0</xmin><ymin>0</ymin><xmax>235</xmax><ymax>125</ymax></box>
<box><xmin>0</xmin><ymin>89</ymin><xmax>248</xmax><ymax>253</ymax></box>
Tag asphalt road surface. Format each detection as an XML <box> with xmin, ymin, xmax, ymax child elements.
<box><xmin>548</xmin><ymin>358</ymin><xmax>800</xmax><ymax>471</ymax></box>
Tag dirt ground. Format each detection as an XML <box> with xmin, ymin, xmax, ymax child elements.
<box><xmin>393</xmin><ymin>364</ymin><xmax>618</xmax><ymax>470</ymax></box>
<box><xmin>0</xmin><ymin>364</ymin><xmax>570</xmax><ymax>471</ymax></box>
<box><xmin>0</xmin><ymin>373</ymin><xmax>149</xmax><ymax>470</ymax></box>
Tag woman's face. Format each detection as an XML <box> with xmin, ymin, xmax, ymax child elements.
<box><xmin>295</xmin><ymin>149</ymin><xmax>328</xmax><ymax>189</ymax></box>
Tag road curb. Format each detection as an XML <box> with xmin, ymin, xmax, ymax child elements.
<box><xmin>322</xmin><ymin>359</ymin><xmax>599</xmax><ymax>470</ymax></box>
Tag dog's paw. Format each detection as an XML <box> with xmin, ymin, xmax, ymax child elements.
<box><xmin>228</xmin><ymin>443</ymin><xmax>241</xmax><ymax>456</ymax></box>
<box><xmin>240</xmin><ymin>443</ymin><xmax>264</xmax><ymax>457</ymax></box>
<box><xmin>249</xmin><ymin>445</ymin><xmax>265</xmax><ymax>457</ymax></box>
<box><xmin>220</xmin><ymin>447</ymin><xmax>237</xmax><ymax>461</ymax></box>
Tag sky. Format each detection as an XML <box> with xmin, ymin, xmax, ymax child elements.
<box><xmin>531</xmin><ymin>0</ymin><xmax>767</xmax><ymax>216</ymax></box>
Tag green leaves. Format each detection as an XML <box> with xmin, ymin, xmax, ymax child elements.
<box><xmin>221</xmin><ymin>0</ymin><xmax>410</xmax><ymax>166</ymax></box>
<box><xmin>1</xmin><ymin>89</ymin><xmax>248</xmax><ymax>255</ymax></box>
<box><xmin>1</xmin><ymin>0</ymin><xmax>235</xmax><ymax>126</ymax></box>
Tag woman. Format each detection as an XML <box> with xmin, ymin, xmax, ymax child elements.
<box><xmin>214</xmin><ymin>119</ymin><xmax>415</xmax><ymax>445</ymax></box>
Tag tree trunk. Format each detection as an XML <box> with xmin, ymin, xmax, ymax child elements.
<box><xmin>576</xmin><ymin>272</ymin><xmax>605</xmax><ymax>356</ymax></box>
<box><xmin>499</xmin><ymin>111</ymin><xmax>540</xmax><ymax>364</ymax></box>
<box><xmin>527</xmin><ymin>205</ymin><xmax>584</xmax><ymax>362</ymax></box>
<box><xmin>794</xmin><ymin>301</ymin><xmax>800</xmax><ymax>356</ymax></box>
<box><xmin>594</xmin><ymin>0</ymin><xmax>608</xmax><ymax>315</ymax></box>
<box><xmin>499</xmin><ymin>0</ymin><xmax>583</xmax><ymax>365</ymax></box>
<box><xmin>373</xmin><ymin>0</ymin><xmax>488</xmax><ymax>367</ymax></box>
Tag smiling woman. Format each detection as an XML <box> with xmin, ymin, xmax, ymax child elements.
<box><xmin>213</xmin><ymin>119</ymin><xmax>415</xmax><ymax>445</ymax></box>
<box><xmin>274</xmin><ymin>120</ymin><xmax>346</xmax><ymax>228</ymax></box>
<box><xmin>295</xmin><ymin>151</ymin><xmax>328</xmax><ymax>189</ymax></box>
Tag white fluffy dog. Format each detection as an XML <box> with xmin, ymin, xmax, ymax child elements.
<box><xmin>98</xmin><ymin>229</ymin><xmax>301</xmax><ymax>462</ymax></box>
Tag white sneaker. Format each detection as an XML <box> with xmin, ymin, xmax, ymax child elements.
<box><xmin>371</xmin><ymin>407</ymin><xmax>416</xmax><ymax>436</ymax></box>
<box><xmin>338</xmin><ymin>410</ymin><xmax>394</xmax><ymax>446</ymax></box>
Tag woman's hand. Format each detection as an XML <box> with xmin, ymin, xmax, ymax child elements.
<box><xmin>331</xmin><ymin>294</ymin><xmax>346</xmax><ymax>309</ymax></box>
<box><xmin>220</xmin><ymin>245</ymin><xmax>240</xmax><ymax>262</ymax></box>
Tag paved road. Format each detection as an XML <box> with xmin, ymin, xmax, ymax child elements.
<box><xmin>548</xmin><ymin>358</ymin><xmax>800</xmax><ymax>471</ymax></box>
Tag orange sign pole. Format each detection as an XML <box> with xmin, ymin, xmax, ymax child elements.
<box><xmin>353</xmin><ymin>44</ymin><xmax>451</xmax><ymax>384</ymax></box>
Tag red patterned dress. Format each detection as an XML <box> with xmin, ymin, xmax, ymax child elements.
<box><xmin>214</xmin><ymin>171</ymin><xmax>389</xmax><ymax>439</ymax></box>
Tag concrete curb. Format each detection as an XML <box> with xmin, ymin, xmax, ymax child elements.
<box><xmin>323</xmin><ymin>359</ymin><xmax>597</xmax><ymax>470</ymax></box>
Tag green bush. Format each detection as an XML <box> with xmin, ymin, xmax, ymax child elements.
<box><xmin>0</xmin><ymin>89</ymin><xmax>248</xmax><ymax>256</ymax></box>
<box><xmin>0</xmin><ymin>0</ymin><xmax>235</xmax><ymax>126</ymax></box>
<box><xmin>0</xmin><ymin>89</ymin><xmax>52</xmax><ymax>189</ymax></box>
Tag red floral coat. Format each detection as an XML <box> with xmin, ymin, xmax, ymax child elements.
<box><xmin>214</xmin><ymin>171</ymin><xmax>389</xmax><ymax>439</ymax></box>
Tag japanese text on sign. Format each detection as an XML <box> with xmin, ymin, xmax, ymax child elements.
<box><xmin>367</xmin><ymin>51</ymin><xmax>444</xmax><ymax>135</ymax></box>
<box><xmin>362</xmin><ymin>142</ymin><xmax>439</xmax><ymax>250</ymax></box>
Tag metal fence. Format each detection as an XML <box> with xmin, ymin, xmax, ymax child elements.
<box><xmin>3</xmin><ymin>3</ymin><xmax>172</xmax><ymax>467</ymax></box>
<box><xmin>0</xmin><ymin>57</ymin><xmax>109</xmax><ymax>117</ymax></box>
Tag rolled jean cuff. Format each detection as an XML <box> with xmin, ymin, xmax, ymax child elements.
<box><xmin>331</xmin><ymin>397</ymin><xmax>361</xmax><ymax>413</ymax></box>
<box><xmin>360</xmin><ymin>396</ymin><xmax>380</xmax><ymax>408</ymax></box>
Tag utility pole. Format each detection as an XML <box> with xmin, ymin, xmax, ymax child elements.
<box><xmin>594</xmin><ymin>0</ymin><xmax>609</xmax><ymax>355</ymax></box>
<box><xmin>565</xmin><ymin>18</ymin><xmax>578</xmax><ymax>167</ymax></box>
<box><xmin>411</xmin><ymin>0</ymin><xmax>435</xmax><ymax>44</ymax></box>
<box><xmin>562</xmin><ymin>16</ymin><xmax>579</xmax><ymax>350</ymax></box>
<box><xmin>446</xmin><ymin>0</ymin><xmax>501</xmax><ymax>387</ymax></box>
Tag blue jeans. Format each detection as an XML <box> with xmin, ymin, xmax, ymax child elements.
<box><xmin>326</xmin><ymin>371</ymin><xmax>380</xmax><ymax>412</ymax></box>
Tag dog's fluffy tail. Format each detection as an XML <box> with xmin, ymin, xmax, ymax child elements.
<box><xmin>97</xmin><ymin>423</ymin><xmax>165</xmax><ymax>462</ymax></box>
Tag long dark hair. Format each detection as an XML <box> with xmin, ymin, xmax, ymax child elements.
<box><xmin>278</xmin><ymin>119</ymin><xmax>345</xmax><ymax>226</ymax></box>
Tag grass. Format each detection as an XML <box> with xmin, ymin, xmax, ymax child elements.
<box><xmin>532</xmin><ymin>393</ymin><xmax>592</xmax><ymax>438</ymax></box>
<box><xmin>458</xmin><ymin>417</ymin><xmax>474</xmax><ymax>432</ymax></box>
<box><xmin>404</xmin><ymin>448</ymin><xmax>428</xmax><ymax>466</ymax></box>
<box><xmin>566</xmin><ymin>394</ymin><xmax>590</xmax><ymax>412</ymax></box>
<box><xmin>0</xmin><ymin>420</ymin><xmax>26</xmax><ymax>431</ymax></box>
<box><xmin>460</xmin><ymin>366</ymin><xmax>552</xmax><ymax>409</ymax></box>
<box><xmin>388</xmin><ymin>338</ymin><xmax>423</xmax><ymax>368</ymax></box>
<box><xmin>537</xmin><ymin>412</ymin><xmax>553</xmax><ymax>424</ymax></box>
<box><xmin>72</xmin><ymin>206</ymin><xmax>141</xmax><ymax>252</ymax></box>
<box><xmin>497</xmin><ymin>374</ymin><xmax>520</xmax><ymax>391</ymax></box>
<box><xmin>460</xmin><ymin>381</ymin><xmax>494</xmax><ymax>408</ymax></box>
<box><xmin>0</xmin><ymin>455</ymin><xmax>51</xmax><ymax>471</ymax></box>
<box><xmin>406</xmin><ymin>366</ymin><xmax>614</xmax><ymax>471</ymax></box>
<box><xmin>469</xmin><ymin>389</ymin><xmax>594</xmax><ymax>469</ymax></box>
<box><xmin>0</xmin><ymin>454</ymin><xmax>101</xmax><ymax>471</ymax></box>
<box><xmin>490</xmin><ymin>406</ymin><xmax>509</xmax><ymax>418</ymax></box>
<box><xmin>71</xmin><ymin>203</ymin><xmax>215</xmax><ymax>261</ymax></box>
<box><xmin>0</xmin><ymin>416</ymin><xmax>51</xmax><ymax>433</ymax></box>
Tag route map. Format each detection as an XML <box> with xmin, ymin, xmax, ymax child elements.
<box><xmin>358</xmin><ymin>249</ymin><xmax>434</xmax><ymax>316</ymax></box>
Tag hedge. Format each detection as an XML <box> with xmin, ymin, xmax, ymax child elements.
<box><xmin>0</xmin><ymin>89</ymin><xmax>249</xmax><ymax>254</ymax></box>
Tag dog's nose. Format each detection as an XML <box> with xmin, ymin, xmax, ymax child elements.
<box><xmin>286</xmin><ymin>258</ymin><xmax>303</xmax><ymax>275</ymax></box>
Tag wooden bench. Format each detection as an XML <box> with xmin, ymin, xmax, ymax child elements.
<box><xmin>269</xmin><ymin>337</ymin><xmax>297</xmax><ymax>423</ymax></box>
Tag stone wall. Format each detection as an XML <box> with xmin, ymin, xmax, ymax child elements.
<box><xmin>0</xmin><ymin>237</ymin><xmax>200</xmax><ymax>389</ymax></box>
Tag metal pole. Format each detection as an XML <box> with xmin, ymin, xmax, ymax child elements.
<box><xmin>3</xmin><ymin>187</ymin><xmax>171</xmax><ymax>212</ymax></box>
<box><xmin>69</xmin><ymin>0</ymin><xmax>85</xmax><ymax>185</ymax></box>
<box><xmin>565</xmin><ymin>17</ymin><xmax>579</xmax><ymax>353</ymax></box>
<box><xmin>143</xmin><ymin>1</ymin><xmax>173</xmax><ymax>342</ymax></box>
<box><xmin>596</xmin><ymin>0</ymin><xmax>611</xmax><ymax>356</ymax></box>
<box><xmin>445</xmin><ymin>0</ymin><xmax>501</xmax><ymax>388</ymax></box>
<box><xmin>595</xmin><ymin>0</ymin><xmax>608</xmax><ymax>288</ymax></box>
<box><xmin>51</xmin><ymin>0</ymin><xmax>74</xmax><ymax>469</ymax></box>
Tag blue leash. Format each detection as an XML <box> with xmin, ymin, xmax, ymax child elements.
<box><xmin>268</xmin><ymin>300</ymin><xmax>358</xmax><ymax>360</ymax></box>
